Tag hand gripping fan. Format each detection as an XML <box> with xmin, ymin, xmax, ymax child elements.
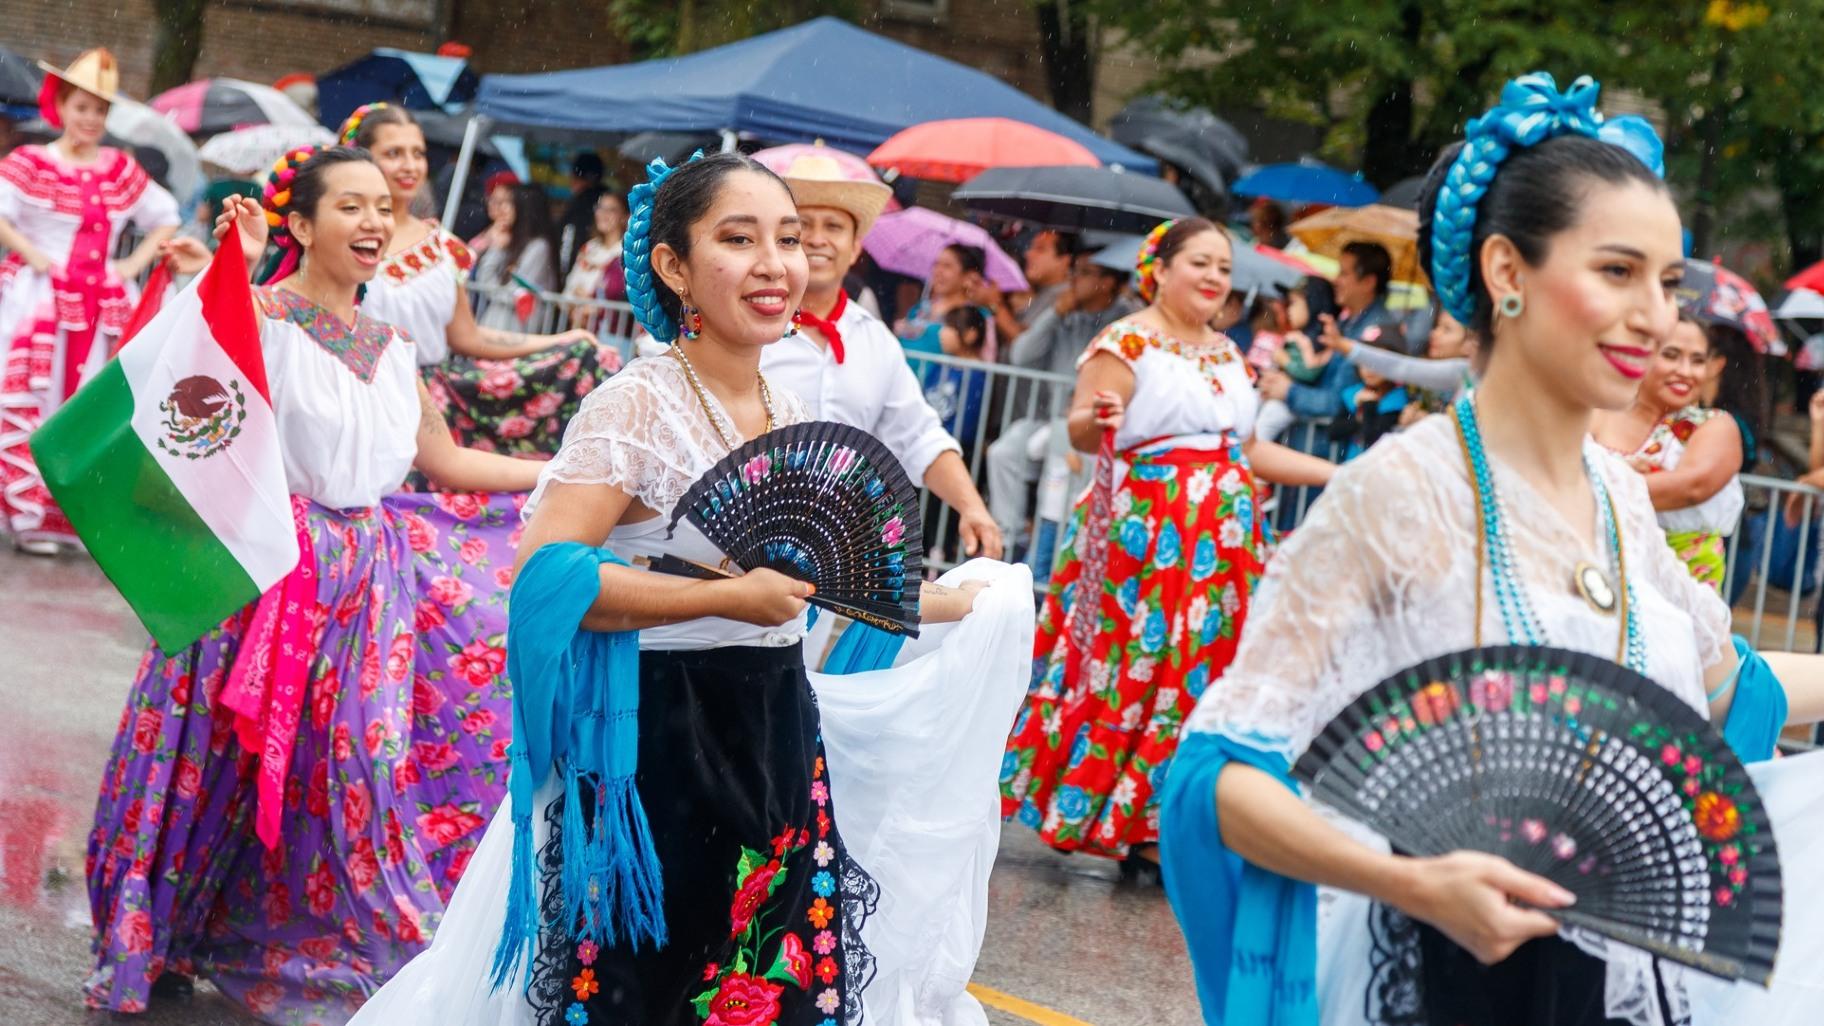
<box><xmin>645</xmin><ymin>421</ymin><xmax>925</xmax><ymax>636</ymax></box>
<box><xmin>1292</xmin><ymin>645</ymin><xmax>1781</xmax><ymax>984</ymax></box>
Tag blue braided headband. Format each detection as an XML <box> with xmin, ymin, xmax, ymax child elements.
<box><xmin>623</xmin><ymin>151</ymin><xmax>705</xmax><ymax>343</ymax></box>
<box><xmin>1429</xmin><ymin>73</ymin><xmax>1605</xmax><ymax>324</ymax></box>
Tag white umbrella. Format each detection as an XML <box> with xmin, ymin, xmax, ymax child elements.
<box><xmin>199</xmin><ymin>123</ymin><xmax>336</xmax><ymax>176</ymax></box>
<box><xmin>105</xmin><ymin>99</ymin><xmax>203</xmax><ymax>205</ymax></box>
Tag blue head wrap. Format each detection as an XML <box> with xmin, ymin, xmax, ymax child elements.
<box><xmin>1429</xmin><ymin>73</ymin><xmax>1609</xmax><ymax>325</ymax></box>
<box><xmin>1598</xmin><ymin>114</ymin><xmax>1666</xmax><ymax>179</ymax></box>
<box><xmin>623</xmin><ymin>151</ymin><xmax>705</xmax><ymax>343</ymax></box>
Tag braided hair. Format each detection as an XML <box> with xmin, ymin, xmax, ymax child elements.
<box><xmin>1419</xmin><ymin>72</ymin><xmax>1666</xmax><ymax>340</ymax></box>
<box><xmin>623</xmin><ymin>150</ymin><xmax>792</xmax><ymax>343</ymax></box>
<box><xmin>259</xmin><ymin>145</ymin><xmax>378</xmax><ymax>285</ymax></box>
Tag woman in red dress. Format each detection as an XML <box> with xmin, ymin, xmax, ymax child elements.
<box><xmin>0</xmin><ymin>48</ymin><xmax>179</xmax><ymax>554</ymax></box>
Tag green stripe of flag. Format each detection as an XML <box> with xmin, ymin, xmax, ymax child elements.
<box><xmin>31</xmin><ymin>361</ymin><xmax>259</xmax><ymax>652</ymax></box>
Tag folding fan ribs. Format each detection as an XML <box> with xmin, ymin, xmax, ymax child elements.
<box><xmin>1293</xmin><ymin>646</ymin><xmax>1782</xmax><ymax>984</ymax></box>
<box><xmin>644</xmin><ymin>421</ymin><xmax>925</xmax><ymax>636</ymax></box>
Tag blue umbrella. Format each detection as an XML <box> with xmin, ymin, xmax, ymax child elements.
<box><xmin>1231</xmin><ymin>160</ymin><xmax>1378</xmax><ymax>207</ymax></box>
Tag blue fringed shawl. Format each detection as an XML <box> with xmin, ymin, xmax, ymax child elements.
<box><xmin>489</xmin><ymin>542</ymin><xmax>666</xmax><ymax>990</ymax></box>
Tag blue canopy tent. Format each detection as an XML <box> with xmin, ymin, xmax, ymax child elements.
<box><xmin>468</xmin><ymin>17</ymin><xmax>1153</xmax><ymax>169</ymax></box>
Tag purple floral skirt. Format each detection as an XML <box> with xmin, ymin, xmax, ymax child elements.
<box><xmin>85</xmin><ymin>491</ymin><xmax>522</xmax><ymax>1023</ymax></box>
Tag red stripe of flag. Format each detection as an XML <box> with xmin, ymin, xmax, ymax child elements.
<box><xmin>197</xmin><ymin>228</ymin><xmax>270</xmax><ymax>404</ymax></box>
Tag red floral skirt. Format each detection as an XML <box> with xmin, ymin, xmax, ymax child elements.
<box><xmin>1001</xmin><ymin>441</ymin><xmax>1264</xmax><ymax>857</ymax></box>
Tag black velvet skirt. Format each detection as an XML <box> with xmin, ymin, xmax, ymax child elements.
<box><xmin>525</xmin><ymin>644</ymin><xmax>875</xmax><ymax>1026</ymax></box>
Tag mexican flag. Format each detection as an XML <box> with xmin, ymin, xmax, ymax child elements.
<box><xmin>31</xmin><ymin>230</ymin><xmax>298</xmax><ymax>652</ymax></box>
<box><xmin>509</xmin><ymin>271</ymin><xmax>539</xmax><ymax>324</ymax></box>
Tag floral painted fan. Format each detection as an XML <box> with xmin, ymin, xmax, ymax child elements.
<box><xmin>645</xmin><ymin>421</ymin><xmax>924</xmax><ymax>636</ymax></box>
<box><xmin>1293</xmin><ymin>645</ymin><xmax>1782</xmax><ymax>984</ymax></box>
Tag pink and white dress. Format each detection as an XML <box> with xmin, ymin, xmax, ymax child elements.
<box><xmin>0</xmin><ymin>143</ymin><xmax>178</xmax><ymax>546</ymax></box>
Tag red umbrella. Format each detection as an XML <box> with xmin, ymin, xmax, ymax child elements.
<box><xmin>1786</xmin><ymin>258</ymin><xmax>1824</xmax><ymax>295</ymax></box>
<box><xmin>867</xmin><ymin>117</ymin><xmax>1098</xmax><ymax>183</ymax></box>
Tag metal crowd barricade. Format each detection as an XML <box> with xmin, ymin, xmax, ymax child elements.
<box><xmin>467</xmin><ymin>283</ymin><xmax>643</xmax><ymax>367</ymax></box>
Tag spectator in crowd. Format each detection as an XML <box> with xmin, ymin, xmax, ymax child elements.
<box><xmin>1256</xmin><ymin>241</ymin><xmax>1397</xmax><ymax>444</ymax></box>
<box><xmin>987</xmin><ymin>248</ymin><xmax>1140</xmax><ymax>553</ymax></box>
<box><xmin>1328</xmin><ymin>336</ymin><xmax>1410</xmax><ymax>461</ymax></box>
<box><xmin>472</xmin><ymin>181</ymin><xmax>559</xmax><ymax>331</ymax></box>
<box><xmin>1592</xmin><ymin>313</ymin><xmax>1746</xmax><ymax>589</ymax></box>
<box><xmin>1323</xmin><ymin>307</ymin><xmax>1478</xmax><ymax>416</ymax></box>
<box><xmin>1249</xmin><ymin>197</ymin><xmax>1290</xmax><ymax>249</ymax></box>
<box><xmin>896</xmin><ymin>242</ymin><xmax>985</xmax><ymax>359</ymax></box>
<box><xmin>564</xmin><ymin>189</ymin><xmax>627</xmax><ymax>328</ymax></box>
<box><xmin>557</xmin><ymin>150</ymin><xmax>608</xmax><ymax>271</ymax></box>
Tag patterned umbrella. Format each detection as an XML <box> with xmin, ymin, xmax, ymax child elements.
<box><xmin>151</xmin><ymin>78</ymin><xmax>316</xmax><ymax>135</ymax></box>
<box><xmin>863</xmin><ymin>207</ymin><xmax>1027</xmax><ymax>292</ymax></box>
<box><xmin>1289</xmin><ymin>203</ymin><xmax>1422</xmax><ymax>284</ymax></box>
<box><xmin>198</xmin><ymin>123</ymin><xmax>334</xmax><ymax>175</ymax></box>
<box><xmin>1677</xmin><ymin>259</ymin><xmax>1778</xmax><ymax>354</ymax></box>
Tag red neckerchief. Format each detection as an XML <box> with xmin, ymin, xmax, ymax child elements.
<box><xmin>795</xmin><ymin>289</ymin><xmax>848</xmax><ymax>364</ymax></box>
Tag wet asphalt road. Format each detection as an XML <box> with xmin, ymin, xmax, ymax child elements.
<box><xmin>0</xmin><ymin>546</ymin><xmax>1201</xmax><ymax>1026</ymax></box>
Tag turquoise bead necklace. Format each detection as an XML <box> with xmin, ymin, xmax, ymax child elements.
<box><xmin>1452</xmin><ymin>394</ymin><xmax>1646</xmax><ymax>672</ymax></box>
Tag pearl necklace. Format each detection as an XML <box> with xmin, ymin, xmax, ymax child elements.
<box><xmin>1452</xmin><ymin>395</ymin><xmax>1646</xmax><ymax>672</ymax></box>
<box><xmin>668</xmin><ymin>342</ymin><xmax>775</xmax><ymax>451</ymax></box>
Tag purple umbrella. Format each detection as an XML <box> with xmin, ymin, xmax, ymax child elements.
<box><xmin>862</xmin><ymin>208</ymin><xmax>1028</xmax><ymax>292</ymax></box>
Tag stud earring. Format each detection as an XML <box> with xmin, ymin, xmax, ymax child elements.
<box><xmin>1499</xmin><ymin>294</ymin><xmax>1525</xmax><ymax>319</ymax></box>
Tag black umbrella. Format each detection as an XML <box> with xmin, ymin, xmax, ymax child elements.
<box><xmin>1109</xmin><ymin>95</ymin><xmax>1249</xmax><ymax>199</ymax></box>
<box><xmin>1380</xmin><ymin>175</ymin><xmax>1427</xmax><ymax>211</ymax></box>
<box><xmin>0</xmin><ymin>44</ymin><xmax>41</xmax><ymax>114</ymax></box>
<box><xmin>953</xmin><ymin>165</ymin><xmax>1196</xmax><ymax>234</ymax></box>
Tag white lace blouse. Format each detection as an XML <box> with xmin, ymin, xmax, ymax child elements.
<box><xmin>1184</xmin><ymin>412</ymin><xmax>1732</xmax><ymax>755</ymax></box>
<box><xmin>525</xmin><ymin>355</ymin><xmax>814</xmax><ymax>651</ymax></box>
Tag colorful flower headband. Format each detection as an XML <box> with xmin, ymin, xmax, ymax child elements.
<box><xmin>337</xmin><ymin>102</ymin><xmax>388</xmax><ymax>146</ymax></box>
<box><xmin>1134</xmin><ymin>220</ymin><xmax>1174</xmax><ymax>303</ymax></box>
<box><xmin>259</xmin><ymin>146</ymin><xmax>320</xmax><ymax>283</ymax></box>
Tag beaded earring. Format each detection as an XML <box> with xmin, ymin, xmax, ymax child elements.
<box><xmin>1499</xmin><ymin>294</ymin><xmax>1525</xmax><ymax>319</ymax></box>
<box><xmin>678</xmin><ymin>295</ymin><xmax>703</xmax><ymax>340</ymax></box>
<box><xmin>785</xmin><ymin>309</ymin><xmax>802</xmax><ymax>337</ymax></box>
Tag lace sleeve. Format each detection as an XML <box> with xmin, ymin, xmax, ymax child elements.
<box><xmin>1183</xmin><ymin>432</ymin><xmax>1458</xmax><ymax>761</ymax></box>
<box><xmin>1603</xmin><ymin>452</ymin><xmax>1731</xmax><ymax>670</ymax></box>
<box><xmin>524</xmin><ymin>360</ymin><xmax>701</xmax><ymax>521</ymax></box>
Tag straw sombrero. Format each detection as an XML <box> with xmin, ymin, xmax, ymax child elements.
<box><xmin>37</xmin><ymin>48</ymin><xmax>121</xmax><ymax>127</ymax></box>
<box><xmin>751</xmin><ymin>143</ymin><xmax>892</xmax><ymax>239</ymax></box>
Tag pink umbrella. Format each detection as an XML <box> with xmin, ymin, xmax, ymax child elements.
<box><xmin>863</xmin><ymin>208</ymin><xmax>1027</xmax><ymax>292</ymax></box>
<box><xmin>749</xmin><ymin>141</ymin><xmax>902</xmax><ymax>214</ymax></box>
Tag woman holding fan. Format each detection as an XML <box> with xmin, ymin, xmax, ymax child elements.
<box><xmin>1158</xmin><ymin>74</ymin><xmax>1824</xmax><ymax>1026</ymax></box>
<box><xmin>86</xmin><ymin>146</ymin><xmax>541</xmax><ymax>1022</ymax></box>
<box><xmin>340</xmin><ymin>104</ymin><xmax>620</xmax><ymax>457</ymax></box>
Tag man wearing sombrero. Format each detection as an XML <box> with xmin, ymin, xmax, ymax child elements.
<box><xmin>0</xmin><ymin>47</ymin><xmax>179</xmax><ymax>555</ymax></box>
<box><xmin>754</xmin><ymin>145</ymin><xmax>1003</xmax><ymax>559</ymax></box>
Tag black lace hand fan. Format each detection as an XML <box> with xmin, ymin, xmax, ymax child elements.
<box><xmin>1293</xmin><ymin>645</ymin><xmax>1781</xmax><ymax>984</ymax></box>
<box><xmin>645</xmin><ymin>421</ymin><xmax>924</xmax><ymax>636</ymax></box>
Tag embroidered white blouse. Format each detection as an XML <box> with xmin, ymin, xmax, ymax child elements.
<box><xmin>525</xmin><ymin>355</ymin><xmax>814</xmax><ymax>651</ymax></box>
<box><xmin>362</xmin><ymin>225</ymin><xmax>474</xmax><ymax>367</ymax></box>
<box><xmin>1081</xmin><ymin>318</ymin><xmax>1259</xmax><ymax>451</ymax></box>
<box><xmin>256</xmin><ymin>288</ymin><xmax>420</xmax><ymax>510</ymax></box>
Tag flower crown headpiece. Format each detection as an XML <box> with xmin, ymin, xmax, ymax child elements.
<box><xmin>623</xmin><ymin>150</ymin><xmax>706</xmax><ymax>343</ymax></box>
<box><xmin>337</xmin><ymin>102</ymin><xmax>388</xmax><ymax>146</ymax></box>
<box><xmin>1429</xmin><ymin>72</ymin><xmax>1666</xmax><ymax>325</ymax></box>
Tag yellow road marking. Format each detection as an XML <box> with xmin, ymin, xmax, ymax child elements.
<box><xmin>967</xmin><ymin>982</ymin><xmax>1099</xmax><ymax>1026</ymax></box>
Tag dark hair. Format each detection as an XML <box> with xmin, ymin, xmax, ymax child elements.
<box><xmin>591</xmin><ymin>191</ymin><xmax>628</xmax><ymax>244</ymax></box>
<box><xmin>492</xmin><ymin>183</ymin><xmax>558</xmax><ymax>287</ymax></box>
<box><xmin>942</xmin><ymin>243</ymin><xmax>987</xmax><ymax>278</ymax></box>
<box><xmin>646</xmin><ymin>152</ymin><xmax>792</xmax><ymax>328</ymax></box>
<box><xmin>942</xmin><ymin>304</ymin><xmax>988</xmax><ymax>351</ymax></box>
<box><xmin>1033</xmin><ymin>230</ymin><xmax>1084</xmax><ymax>259</ymax></box>
<box><xmin>1701</xmin><ymin>321</ymin><xmax>1769</xmax><ymax>456</ymax></box>
<box><xmin>572</xmin><ymin>151</ymin><xmax>605</xmax><ymax>181</ymax></box>
<box><xmin>1155</xmin><ymin>216</ymin><xmax>1227</xmax><ymax>271</ymax></box>
<box><xmin>1417</xmin><ymin>135</ymin><xmax>1666</xmax><ymax>342</ymax></box>
<box><xmin>1342</xmin><ymin>240</ymin><xmax>1392</xmax><ymax>299</ymax></box>
<box><xmin>349</xmin><ymin>104</ymin><xmax>420</xmax><ymax>151</ymax></box>
<box><xmin>261</xmin><ymin>145</ymin><xmax>378</xmax><ymax>284</ymax></box>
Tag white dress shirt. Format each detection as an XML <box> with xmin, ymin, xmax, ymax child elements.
<box><xmin>760</xmin><ymin>299</ymin><xmax>961</xmax><ymax>483</ymax></box>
